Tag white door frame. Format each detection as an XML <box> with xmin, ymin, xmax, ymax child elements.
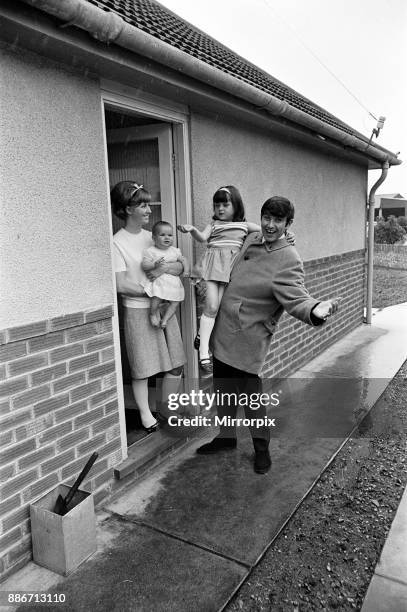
<box><xmin>100</xmin><ymin>81</ymin><xmax>197</xmax><ymax>459</ymax></box>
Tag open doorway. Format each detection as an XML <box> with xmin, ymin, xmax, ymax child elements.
<box><xmin>104</xmin><ymin>106</ymin><xmax>182</xmax><ymax>446</ymax></box>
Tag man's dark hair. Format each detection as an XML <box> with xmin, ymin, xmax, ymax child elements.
<box><xmin>261</xmin><ymin>196</ymin><xmax>295</xmax><ymax>224</ymax></box>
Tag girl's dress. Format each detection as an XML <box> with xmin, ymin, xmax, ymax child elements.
<box><xmin>192</xmin><ymin>220</ymin><xmax>249</xmax><ymax>283</ymax></box>
<box><xmin>141</xmin><ymin>245</ymin><xmax>185</xmax><ymax>301</ymax></box>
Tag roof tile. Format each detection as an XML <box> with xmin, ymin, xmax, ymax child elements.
<box><xmin>87</xmin><ymin>0</ymin><xmax>356</xmax><ymax>137</ymax></box>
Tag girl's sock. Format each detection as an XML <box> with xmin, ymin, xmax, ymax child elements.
<box><xmin>199</xmin><ymin>313</ymin><xmax>216</xmax><ymax>360</ymax></box>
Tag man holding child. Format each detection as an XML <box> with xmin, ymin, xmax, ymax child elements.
<box><xmin>196</xmin><ymin>196</ymin><xmax>339</xmax><ymax>474</ymax></box>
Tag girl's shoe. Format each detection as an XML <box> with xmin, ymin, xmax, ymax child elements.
<box><xmin>199</xmin><ymin>357</ymin><xmax>213</xmax><ymax>374</ymax></box>
<box><xmin>194</xmin><ymin>333</ymin><xmax>200</xmax><ymax>350</ymax></box>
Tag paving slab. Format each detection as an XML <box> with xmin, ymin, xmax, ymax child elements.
<box><xmin>361</xmin><ymin>483</ymin><xmax>407</xmax><ymax>612</ymax></box>
<box><xmin>107</xmin><ymin>431</ymin><xmax>343</xmax><ymax>566</ymax></box>
<box><xmin>374</xmin><ymin>483</ymin><xmax>407</xmax><ymax>585</ymax></box>
<box><xmin>361</xmin><ymin>574</ymin><xmax>407</xmax><ymax>612</ymax></box>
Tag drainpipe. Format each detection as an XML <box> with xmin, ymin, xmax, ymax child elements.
<box><xmin>366</xmin><ymin>160</ymin><xmax>389</xmax><ymax>324</ymax></box>
<box><xmin>19</xmin><ymin>0</ymin><xmax>401</xmax><ymax>168</ymax></box>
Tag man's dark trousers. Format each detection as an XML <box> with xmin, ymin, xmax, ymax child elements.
<box><xmin>212</xmin><ymin>357</ymin><xmax>270</xmax><ymax>452</ymax></box>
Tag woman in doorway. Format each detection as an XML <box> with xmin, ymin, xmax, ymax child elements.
<box><xmin>111</xmin><ymin>181</ymin><xmax>186</xmax><ymax>433</ymax></box>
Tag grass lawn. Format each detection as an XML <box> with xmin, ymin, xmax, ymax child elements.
<box><xmin>373</xmin><ymin>266</ymin><xmax>407</xmax><ymax>308</ymax></box>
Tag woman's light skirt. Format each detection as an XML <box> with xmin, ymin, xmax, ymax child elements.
<box><xmin>123</xmin><ymin>307</ymin><xmax>185</xmax><ymax>379</ymax></box>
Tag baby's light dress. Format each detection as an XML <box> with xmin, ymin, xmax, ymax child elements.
<box><xmin>141</xmin><ymin>245</ymin><xmax>185</xmax><ymax>301</ymax></box>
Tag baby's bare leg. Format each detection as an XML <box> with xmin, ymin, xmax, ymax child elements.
<box><xmin>160</xmin><ymin>301</ymin><xmax>178</xmax><ymax>328</ymax></box>
<box><xmin>150</xmin><ymin>297</ymin><xmax>162</xmax><ymax>327</ymax></box>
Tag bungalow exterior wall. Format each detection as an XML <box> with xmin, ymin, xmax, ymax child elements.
<box><xmin>0</xmin><ymin>43</ymin><xmax>366</xmax><ymax>579</ymax></box>
<box><xmin>189</xmin><ymin>111</ymin><xmax>366</xmax><ymax>259</ymax></box>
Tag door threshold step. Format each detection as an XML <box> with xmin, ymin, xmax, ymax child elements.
<box><xmin>114</xmin><ymin>427</ymin><xmax>201</xmax><ymax>482</ymax></box>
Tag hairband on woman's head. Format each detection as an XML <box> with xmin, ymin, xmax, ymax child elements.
<box><xmin>219</xmin><ymin>187</ymin><xmax>231</xmax><ymax>195</ymax></box>
<box><xmin>130</xmin><ymin>183</ymin><xmax>144</xmax><ymax>199</ymax></box>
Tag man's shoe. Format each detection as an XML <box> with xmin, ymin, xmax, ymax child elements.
<box><xmin>196</xmin><ymin>437</ymin><xmax>237</xmax><ymax>454</ymax></box>
<box><xmin>254</xmin><ymin>450</ymin><xmax>272</xmax><ymax>474</ymax></box>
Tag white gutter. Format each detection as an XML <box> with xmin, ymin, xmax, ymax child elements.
<box><xmin>365</xmin><ymin>161</ymin><xmax>389</xmax><ymax>324</ymax></box>
<box><xmin>20</xmin><ymin>0</ymin><xmax>400</xmax><ymax>167</ymax></box>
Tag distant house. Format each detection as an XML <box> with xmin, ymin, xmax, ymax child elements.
<box><xmin>0</xmin><ymin>0</ymin><xmax>402</xmax><ymax>579</ymax></box>
<box><xmin>374</xmin><ymin>193</ymin><xmax>407</xmax><ymax>219</ymax></box>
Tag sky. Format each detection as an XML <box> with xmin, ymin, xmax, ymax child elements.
<box><xmin>159</xmin><ymin>0</ymin><xmax>407</xmax><ymax>196</ymax></box>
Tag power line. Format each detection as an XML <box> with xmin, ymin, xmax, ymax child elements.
<box><xmin>260</xmin><ymin>0</ymin><xmax>379</xmax><ymax>121</ymax></box>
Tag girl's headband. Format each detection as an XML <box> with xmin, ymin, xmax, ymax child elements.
<box><xmin>219</xmin><ymin>187</ymin><xmax>231</xmax><ymax>195</ymax></box>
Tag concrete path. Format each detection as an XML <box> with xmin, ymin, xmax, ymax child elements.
<box><xmin>2</xmin><ymin>304</ymin><xmax>407</xmax><ymax>612</ymax></box>
<box><xmin>361</xmin><ymin>475</ymin><xmax>407</xmax><ymax>612</ymax></box>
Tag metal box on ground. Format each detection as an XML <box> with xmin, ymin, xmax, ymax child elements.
<box><xmin>30</xmin><ymin>485</ymin><xmax>97</xmax><ymax>576</ymax></box>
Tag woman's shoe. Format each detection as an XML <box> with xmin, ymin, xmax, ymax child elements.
<box><xmin>199</xmin><ymin>357</ymin><xmax>213</xmax><ymax>374</ymax></box>
<box><xmin>194</xmin><ymin>333</ymin><xmax>200</xmax><ymax>350</ymax></box>
<box><xmin>142</xmin><ymin>420</ymin><xmax>159</xmax><ymax>434</ymax></box>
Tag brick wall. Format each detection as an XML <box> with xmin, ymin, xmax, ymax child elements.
<box><xmin>262</xmin><ymin>250</ymin><xmax>365</xmax><ymax>377</ymax></box>
<box><xmin>0</xmin><ymin>305</ymin><xmax>121</xmax><ymax>581</ymax></box>
<box><xmin>373</xmin><ymin>244</ymin><xmax>407</xmax><ymax>270</ymax></box>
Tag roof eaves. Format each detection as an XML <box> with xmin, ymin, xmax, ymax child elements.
<box><xmin>83</xmin><ymin>0</ymin><xmax>401</xmax><ymax>166</ymax></box>
<box><xmin>19</xmin><ymin>0</ymin><xmax>402</xmax><ymax>166</ymax></box>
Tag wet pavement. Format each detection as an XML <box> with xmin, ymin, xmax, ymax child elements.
<box><xmin>2</xmin><ymin>304</ymin><xmax>407</xmax><ymax>612</ymax></box>
<box><xmin>108</xmin><ymin>433</ymin><xmax>342</xmax><ymax>567</ymax></box>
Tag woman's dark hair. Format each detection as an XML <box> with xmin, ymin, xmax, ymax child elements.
<box><xmin>152</xmin><ymin>220</ymin><xmax>173</xmax><ymax>236</ymax></box>
<box><xmin>110</xmin><ymin>181</ymin><xmax>151</xmax><ymax>220</ymax></box>
<box><xmin>261</xmin><ymin>196</ymin><xmax>295</xmax><ymax>224</ymax></box>
<box><xmin>212</xmin><ymin>185</ymin><xmax>245</xmax><ymax>221</ymax></box>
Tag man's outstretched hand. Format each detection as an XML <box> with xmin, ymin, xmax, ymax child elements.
<box><xmin>313</xmin><ymin>298</ymin><xmax>341</xmax><ymax>321</ymax></box>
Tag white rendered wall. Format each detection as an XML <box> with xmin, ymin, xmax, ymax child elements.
<box><xmin>0</xmin><ymin>46</ymin><xmax>113</xmax><ymax>329</ymax></box>
<box><xmin>190</xmin><ymin>112</ymin><xmax>367</xmax><ymax>261</ymax></box>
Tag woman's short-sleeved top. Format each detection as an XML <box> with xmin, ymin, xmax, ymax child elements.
<box><xmin>113</xmin><ymin>228</ymin><xmax>153</xmax><ymax>308</ymax></box>
<box><xmin>207</xmin><ymin>221</ymin><xmax>249</xmax><ymax>249</ymax></box>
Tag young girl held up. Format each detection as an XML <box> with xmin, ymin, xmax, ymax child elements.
<box><xmin>177</xmin><ymin>186</ymin><xmax>261</xmax><ymax>374</ymax></box>
<box><xmin>141</xmin><ymin>221</ymin><xmax>188</xmax><ymax>329</ymax></box>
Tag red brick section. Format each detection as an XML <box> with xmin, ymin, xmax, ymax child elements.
<box><xmin>262</xmin><ymin>250</ymin><xmax>365</xmax><ymax>377</ymax></box>
<box><xmin>0</xmin><ymin>305</ymin><xmax>121</xmax><ymax>581</ymax></box>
